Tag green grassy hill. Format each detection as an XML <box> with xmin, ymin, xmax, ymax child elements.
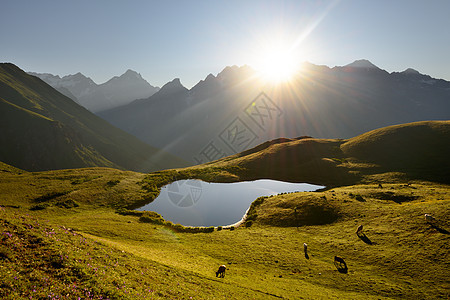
<box><xmin>0</xmin><ymin>63</ymin><xmax>187</xmax><ymax>172</ymax></box>
<box><xmin>341</xmin><ymin>121</ymin><xmax>450</xmax><ymax>182</ymax></box>
<box><xmin>184</xmin><ymin>120</ymin><xmax>450</xmax><ymax>185</ymax></box>
<box><xmin>0</xmin><ymin>121</ymin><xmax>449</xmax><ymax>299</ymax></box>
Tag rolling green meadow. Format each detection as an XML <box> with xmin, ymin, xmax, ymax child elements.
<box><xmin>1</xmin><ymin>121</ymin><xmax>449</xmax><ymax>299</ymax></box>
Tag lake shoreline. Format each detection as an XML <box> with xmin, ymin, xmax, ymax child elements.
<box><xmin>137</xmin><ymin>179</ymin><xmax>324</xmax><ymax>227</ymax></box>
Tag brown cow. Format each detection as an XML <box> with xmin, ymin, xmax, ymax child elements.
<box><xmin>216</xmin><ymin>265</ymin><xmax>226</xmax><ymax>278</ymax></box>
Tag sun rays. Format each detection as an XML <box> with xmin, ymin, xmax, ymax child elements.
<box><xmin>254</xmin><ymin>46</ymin><xmax>299</xmax><ymax>83</ymax></box>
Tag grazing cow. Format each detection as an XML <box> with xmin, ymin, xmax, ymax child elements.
<box><xmin>425</xmin><ymin>214</ymin><xmax>435</xmax><ymax>223</ymax></box>
<box><xmin>216</xmin><ymin>265</ymin><xmax>226</xmax><ymax>278</ymax></box>
<box><xmin>356</xmin><ymin>225</ymin><xmax>363</xmax><ymax>234</ymax></box>
<box><xmin>303</xmin><ymin>243</ymin><xmax>309</xmax><ymax>259</ymax></box>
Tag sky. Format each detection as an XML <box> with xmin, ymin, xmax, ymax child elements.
<box><xmin>1</xmin><ymin>0</ymin><xmax>450</xmax><ymax>88</ymax></box>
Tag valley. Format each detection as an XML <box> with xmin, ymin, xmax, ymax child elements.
<box><xmin>1</xmin><ymin>121</ymin><xmax>449</xmax><ymax>299</ymax></box>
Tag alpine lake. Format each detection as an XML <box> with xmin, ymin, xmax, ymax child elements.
<box><xmin>137</xmin><ymin>179</ymin><xmax>324</xmax><ymax>227</ymax></box>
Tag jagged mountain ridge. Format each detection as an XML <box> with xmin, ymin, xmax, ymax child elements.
<box><xmin>29</xmin><ymin>69</ymin><xmax>159</xmax><ymax>112</ymax></box>
<box><xmin>99</xmin><ymin>60</ymin><xmax>450</xmax><ymax>164</ymax></box>
<box><xmin>0</xmin><ymin>63</ymin><xmax>186</xmax><ymax>172</ymax></box>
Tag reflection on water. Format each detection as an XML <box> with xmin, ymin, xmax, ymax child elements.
<box><xmin>137</xmin><ymin>179</ymin><xmax>324</xmax><ymax>227</ymax></box>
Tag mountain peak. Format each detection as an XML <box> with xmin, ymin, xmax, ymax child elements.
<box><xmin>164</xmin><ymin>77</ymin><xmax>182</xmax><ymax>86</ymax></box>
<box><xmin>72</xmin><ymin>72</ymin><xmax>88</xmax><ymax>78</ymax></box>
<box><xmin>61</xmin><ymin>72</ymin><xmax>94</xmax><ymax>84</ymax></box>
<box><xmin>401</xmin><ymin>68</ymin><xmax>420</xmax><ymax>75</ymax></box>
<box><xmin>158</xmin><ymin>78</ymin><xmax>187</xmax><ymax>95</ymax></box>
<box><xmin>345</xmin><ymin>59</ymin><xmax>379</xmax><ymax>69</ymax></box>
<box><xmin>121</xmin><ymin>69</ymin><xmax>142</xmax><ymax>79</ymax></box>
<box><xmin>205</xmin><ymin>73</ymin><xmax>216</xmax><ymax>81</ymax></box>
<box><xmin>216</xmin><ymin>65</ymin><xmax>255</xmax><ymax>85</ymax></box>
<box><xmin>106</xmin><ymin>69</ymin><xmax>143</xmax><ymax>83</ymax></box>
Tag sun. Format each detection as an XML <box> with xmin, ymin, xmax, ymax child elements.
<box><xmin>254</xmin><ymin>45</ymin><xmax>299</xmax><ymax>83</ymax></box>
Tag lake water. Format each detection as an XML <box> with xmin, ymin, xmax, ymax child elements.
<box><xmin>137</xmin><ymin>179</ymin><xmax>324</xmax><ymax>227</ymax></box>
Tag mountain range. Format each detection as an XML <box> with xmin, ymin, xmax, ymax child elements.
<box><xmin>0</xmin><ymin>63</ymin><xmax>186</xmax><ymax>172</ymax></box>
<box><xmin>98</xmin><ymin>59</ymin><xmax>450</xmax><ymax>163</ymax></box>
<box><xmin>29</xmin><ymin>69</ymin><xmax>159</xmax><ymax>112</ymax></box>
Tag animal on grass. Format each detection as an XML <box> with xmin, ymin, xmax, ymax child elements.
<box><xmin>303</xmin><ymin>243</ymin><xmax>309</xmax><ymax>259</ymax></box>
<box><xmin>425</xmin><ymin>214</ymin><xmax>435</xmax><ymax>223</ymax></box>
<box><xmin>356</xmin><ymin>225</ymin><xmax>363</xmax><ymax>234</ymax></box>
<box><xmin>216</xmin><ymin>265</ymin><xmax>226</xmax><ymax>278</ymax></box>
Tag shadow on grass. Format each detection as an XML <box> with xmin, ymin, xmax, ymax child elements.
<box><xmin>430</xmin><ymin>224</ymin><xmax>449</xmax><ymax>235</ymax></box>
<box><xmin>334</xmin><ymin>263</ymin><xmax>348</xmax><ymax>274</ymax></box>
<box><xmin>357</xmin><ymin>232</ymin><xmax>374</xmax><ymax>245</ymax></box>
<box><xmin>334</xmin><ymin>257</ymin><xmax>348</xmax><ymax>274</ymax></box>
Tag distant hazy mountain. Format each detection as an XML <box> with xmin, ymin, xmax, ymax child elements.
<box><xmin>1</xmin><ymin>63</ymin><xmax>186</xmax><ymax>172</ymax></box>
<box><xmin>344</xmin><ymin>59</ymin><xmax>380</xmax><ymax>69</ymax></box>
<box><xmin>99</xmin><ymin>60</ymin><xmax>450</xmax><ymax>164</ymax></box>
<box><xmin>29</xmin><ymin>70</ymin><xmax>159</xmax><ymax>112</ymax></box>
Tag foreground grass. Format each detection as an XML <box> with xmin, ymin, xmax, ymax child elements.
<box><xmin>0</xmin><ymin>208</ymin><xmax>260</xmax><ymax>299</ymax></box>
<box><xmin>1</xmin><ymin>166</ymin><xmax>448</xmax><ymax>299</ymax></box>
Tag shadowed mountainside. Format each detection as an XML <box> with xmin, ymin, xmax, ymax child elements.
<box><xmin>99</xmin><ymin>61</ymin><xmax>450</xmax><ymax>164</ymax></box>
<box><xmin>0</xmin><ymin>63</ymin><xmax>187</xmax><ymax>172</ymax></box>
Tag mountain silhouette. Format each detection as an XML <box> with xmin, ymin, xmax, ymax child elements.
<box><xmin>99</xmin><ymin>60</ymin><xmax>450</xmax><ymax>164</ymax></box>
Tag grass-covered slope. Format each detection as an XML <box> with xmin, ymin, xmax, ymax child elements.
<box><xmin>341</xmin><ymin>121</ymin><xmax>450</xmax><ymax>182</ymax></box>
<box><xmin>0</xmin><ymin>209</ymin><xmax>258</xmax><ymax>299</ymax></box>
<box><xmin>0</xmin><ymin>63</ymin><xmax>187</xmax><ymax>172</ymax></box>
<box><xmin>0</xmin><ymin>121</ymin><xmax>449</xmax><ymax>299</ymax></box>
<box><xmin>0</xmin><ymin>165</ymin><xmax>448</xmax><ymax>299</ymax></box>
<box><xmin>0</xmin><ymin>99</ymin><xmax>116</xmax><ymax>170</ymax></box>
<box><xmin>185</xmin><ymin>120</ymin><xmax>450</xmax><ymax>185</ymax></box>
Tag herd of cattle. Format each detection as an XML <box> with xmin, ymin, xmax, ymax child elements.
<box><xmin>215</xmin><ymin>213</ymin><xmax>437</xmax><ymax>278</ymax></box>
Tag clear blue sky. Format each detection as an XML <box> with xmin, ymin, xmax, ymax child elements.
<box><xmin>2</xmin><ymin>0</ymin><xmax>449</xmax><ymax>88</ymax></box>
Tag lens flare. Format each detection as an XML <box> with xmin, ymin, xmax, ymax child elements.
<box><xmin>253</xmin><ymin>44</ymin><xmax>301</xmax><ymax>83</ymax></box>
